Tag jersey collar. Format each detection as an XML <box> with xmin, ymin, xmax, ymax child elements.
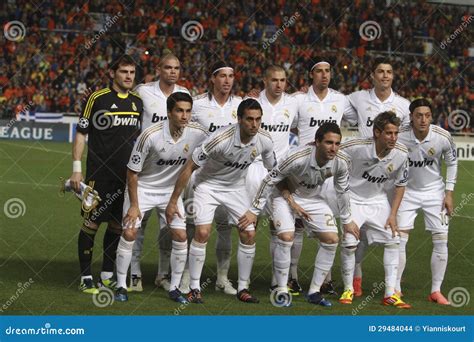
<box><xmin>369</xmin><ymin>88</ymin><xmax>395</xmax><ymax>104</ymax></box>
<box><xmin>163</xmin><ymin>120</ymin><xmax>187</xmax><ymax>144</ymax></box>
<box><xmin>308</xmin><ymin>86</ymin><xmax>331</xmax><ymax>102</ymax></box>
<box><xmin>310</xmin><ymin>145</ymin><xmax>334</xmax><ymax>170</ymax></box>
<box><xmin>110</xmin><ymin>87</ymin><xmax>129</xmax><ymax>99</ymax></box>
<box><xmin>233</xmin><ymin>124</ymin><xmax>257</xmax><ymax>147</ymax></box>
<box><xmin>210</xmin><ymin>94</ymin><xmax>233</xmax><ymax>109</ymax></box>
<box><xmin>411</xmin><ymin>124</ymin><xmax>433</xmax><ymax>143</ymax></box>
<box><xmin>261</xmin><ymin>90</ymin><xmax>284</xmax><ymax>108</ymax></box>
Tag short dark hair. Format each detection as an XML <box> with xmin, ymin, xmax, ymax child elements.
<box><xmin>315</xmin><ymin>122</ymin><xmax>341</xmax><ymax>142</ymax></box>
<box><xmin>237</xmin><ymin>98</ymin><xmax>262</xmax><ymax>119</ymax></box>
<box><xmin>371</xmin><ymin>57</ymin><xmax>392</xmax><ymax>72</ymax></box>
<box><xmin>373</xmin><ymin>111</ymin><xmax>401</xmax><ymax>134</ymax></box>
<box><xmin>109</xmin><ymin>55</ymin><xmax>136</xmax><ymax>71</ymax></box>
<box><xmin>167</xmin><ymin>92</ymin><xmax>193</xmax><ymax>112</ymax></box>
<box><xmin>409</xmin><ymin>98</ymin><xmax>432</xmax><ymax>113</ymax></box>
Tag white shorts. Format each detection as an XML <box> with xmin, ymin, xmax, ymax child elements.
<box><xmin>122</xmin><ymin>187</ymin><xmax>186</xmax><ymax>230</ymax></box>
<box><xmin>397</xmin><ymin>189</ymin><xmax>449</xmax><ymax>232</ymax></box>
<box><xmin>272</xmin><ymin>194</ymin><xmax>337</xmax><ymax>236</ymax></box>
<box><xmin>193</xmin><ymin>183</ymin><xmax>255</xmax><ymax>231</ymax></box>
<box><xmin>342</xmin><ymin>199</ymin><xmax>400</xmax><ymax>247</ymax></box>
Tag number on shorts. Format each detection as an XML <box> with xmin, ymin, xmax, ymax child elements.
<box><xmin>325</xmin><ymin>214</ymin><xmax>336</xmax><ymax>227</ymax></box>
<box><xmin>440</xmin><ymin>212</ymin><xmax>449</xmax><ymax>226</ymax></box>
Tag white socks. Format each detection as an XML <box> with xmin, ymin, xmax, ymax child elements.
<box><xmin>216</xmin><ymin>224</ymin><xmax>232</xmax><ymax>284</ymax></box>
<box><xmin>395</xmin><ymin>233</ymin><xmax>409</xmax><ymax>292</ymax></box>
<box><xmin>354</xmin><ymin>231</ymin><xmax>368</xmax><ymax>278</ymax></box>
<box><xmin>290</xmin><ymin>231</ymin><xmax>303</xmax><ymax>280</ymax></box>
<box><xmin>116</xmin><ymin>236</ymin><xmax>134</xmax><ymax>289</ymax></box>
<box><xmin>383</xmin><ymin>244</ymin><xmax>399</xmax><ymax>297</ymax></box>
<box><xmin>170</xmin><ymin>240</ymin><xmax>188</xmax><ymax>291</ymax></box>
<box><xmin>270</xmin><ymin>235</ymin><xmax>278</xmax><ymax>286</ymax></box>
<box><xmin>237</xmin><ymin>242</ymin><xmax>256</xmax><ymax>292</ymax></box>
<box><xmin>309</xmin><ymin>242</ymin><xmax>337</xmax><ymax>295</ymax></box>
<box><xmin>431</xmin><ymin>233</ymin><xmax>448</xmax><ymax>293</ymax></box>
<box><xmin>273</xmin><ymin>239</ymin><xmax>293</xmax><ymax>291</ymax></box>
<box><xmin>189</xmin><ymin>239</ymin><xmax>207</xmax><ymax>291</ymax></box>
<box><xmin>341</xmin><ymin>246</ymin><xmax>356</xmax><ymax>291</ymax></box>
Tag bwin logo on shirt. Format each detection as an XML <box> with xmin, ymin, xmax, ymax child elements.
<box><xmin>156</xmin><ymin>157</ymin><xmax>187</xmax><ymax>166</ymax></box>
<box><xmin>113</xmin><ymin>116</ymin><xmax>139</xmax><ymax>126</ymax></box>
<box><xmin>152</xmin><ymin>113</ymin><xmax>168</xmax><ymax>123</ymax></box>
<box><xmin>209</xmin><ymin>122</ymin><xmax>233</xmax><ymax>132</ymax></box>
<box><xmin>224</xmin><ymin>160</ymin><xmax>252</xmax><ymax>170</ymax></box>
<box><xmin>408</xmin><ymin>158</ymin><xmax>434</xmax><ymax>167</ymax></box>
<box><xmin>261</xmin><ymin>123</ymin><xmax>289</xmax><ymax>132</ymax></box>
<box><xmin>309</xmin><ymin>117</ymin><xmax>337</xmax><ymax>127</ymax></box>
<box><xmin>362</xmin><ymin>171</ymin><xmax>388</xmax><ymax>183</ymax></box>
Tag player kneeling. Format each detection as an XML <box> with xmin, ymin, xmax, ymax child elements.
<box><xmin>240</xmin><ymin>123</ymin><xmax>355</xmax><ymax>307</ymax></box>
<box><xmin>166</xmin><ymin>99</ymin><xmax>276</xmax><ymax>304</ymax></box>
<box><xmin>115</xmin><ymin>92</ymin><xmax>208</xmax><ymax>303</ymax></box>
<box><xmin>396</xmin><ymin>98</ymin><xmax>457</xmax><ymax>305</ymax></box>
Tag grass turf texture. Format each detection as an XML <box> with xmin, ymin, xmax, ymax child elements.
<box><xmin>0</xmin><ymin>140</ymin><xmax>473</xmax><ymax>316</ymax></box>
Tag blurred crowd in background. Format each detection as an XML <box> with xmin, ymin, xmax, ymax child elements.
<box><xmin>1</xmin><ymin>0</ymin><xmax>472</xmax><ymax>132</ymax></box>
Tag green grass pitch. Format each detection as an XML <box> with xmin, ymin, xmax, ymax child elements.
<box><xmin>0</xmin><ymin>140</ymin><xmax>473</xmax><ymax>316</ymax></box>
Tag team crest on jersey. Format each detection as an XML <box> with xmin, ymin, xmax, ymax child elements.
<box><xmin>284</xmin><ymin>110</ymin><xmax>290</xmax><ymax>118</ymax></box>
<box><xmin>232</xmin><ymin>110</ymin><xmax>237</xmax><ymax>119</ymax></box>
<box><xmin>387</xmin><ymin>163</ymin><xmax>394</xmax><ymax>173</ymax></box>
<box><xmin>331</xmin><ymin>105</ymin><xmax>337</xmax><ymax>113</ymax></box>
<box><xmin>132</xmin><ymin>102</ymin><xmax>137</xmax><ymax>111</ymax></box>
<box><xmin>275</xmin><ymin>221</ymin><xmax>281</xmax><ymax>228</ymax></box>
<box><xmin>428</xmin><ymin>147</ymin><xmax>435</xmax><ymax>156</ymax></box>
<box><xmin>391</xmin><ymin>107</ymin><xmax>396</xmax><ymax>113</ymax></box>
<box><xmin>183</xmin><ymin>144</ymin><xmax>190</xmax><ymax>153</ymax></box>
<box><xmin>251</xmin><ymin>148</ymin><xmax>257</xmax><ymax>159</ymax></box>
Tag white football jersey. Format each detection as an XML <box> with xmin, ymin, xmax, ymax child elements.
<box><xmin>192</xmin><ymin>124</ymin><xmax>276</xmax><ymax>191</ymax></box>
<box><xmin>191</xmin><ymin>93</ymin><xmax>242</xmax><ymax>133</ymax></box>
<box><xmin>347</xmin><ymin>88</ymin><xmax>410</xmax><ymax>137</ymax></box>
<box><xmin>256</xmin><ymin>91</ymin><xmax>298</xmax><ymax>162</ymax></box>
<box><xmin>294</xmin><ymin>87</ymin><xmax>355</xmax><ymax>146</ymax></box>
<box><xmin>134</xmin><ymin>80</ymin><xmax>190</xmax><ymax>131</ymax></box>
<box><xmin>338</xmin><ymin>138</ymin><xmax>409</xmax><ymax>203</ymax></box>
<box><xmin>128</xmin><ymin>120</ymin><xmax>208</xmax><ymax>192</ymax></box>
<box><xmin>250</xmin><ymin>145</ymin><xmax>352</xmax><ymax>223</ymax></box>
<box><xmin>398</xmin><ymin>124</ymin><xmax>457</xmax><ymax>192</ymax></box>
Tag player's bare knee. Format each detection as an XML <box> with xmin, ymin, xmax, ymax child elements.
<box><xmin>172</xmin><ymin>229</ymin><xmax>187</xmax><ymax>242</ymax></box>
<box><xmin>194</xmin><ymin>228</ymin><xmax>210</xmax><ymax>243</ymax></box>
<box><xmin>123</xmin><ymin>228</ymin><xmax>137</xmax><ymax>242</ymax></box>
<box><xmin>277</xmin><ymin>231</ymin><xmax>294</xmax><ymax>242</ymax></box>
<box><xmin>319</xmin><ymin>233</ymin><xmax>339</xmax><ymax>245</ymax></box>
<box><xmin>239</xmin><ymin>231</ymin><xmax>255</xmax><ymax>245</ymax></box>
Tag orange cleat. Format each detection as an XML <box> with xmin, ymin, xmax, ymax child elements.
<box><xmin>353</xmin><ymin>277</ymin><xmax>362</xmax><ymax>297</ymax></box>
<box><xmin>428</xmin><ymin>291</ymin><xmax>451</xmax><ymax>305</ymax></box>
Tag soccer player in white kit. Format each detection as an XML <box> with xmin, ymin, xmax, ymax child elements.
<box><xmin>338</xmin><ymin>111</ymin><xmax>412</xmax><ymax>309</ymax></box>
<box><xmin>131</xmin><ymin>54</ymin><xmax>190</xmax><ymax>292</ymax></box>
<box><xmin>185</xmin><ymin>61</ymin><xmax>242</xmax><ymax>295</ymax></box>
<box><xmin>346</xmin><ymin>58</ymin><xmax>411</xmax><ymax>296</ymax></box>
<box><xmin>114</xmin><ymin>93</ymin><xmax>208</xmax><ymax>302</ymax></box>
<box><xmin>291</xmin><ymin>58</ymin><xmax>355</xmax><ymax>295</ymax></box>
<box><xmin>397</xmin><ymin>98</ymin><xmax>457</xmax><ymax>305</ymax></box>
<box><xmin>166</xmin><ymin>99</ymin><xmax>276</xmax><ymax>303</ymax></box>
<box><xmin>240</xmin><ymin>123</ymin><xmax>356</xmax><ymax>307</ymax></box>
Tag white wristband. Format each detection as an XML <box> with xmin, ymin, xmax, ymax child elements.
<box><xmin>73</xmin><ymin>160</ymin><xmax>82</xmax><ymax>173</ymax></box>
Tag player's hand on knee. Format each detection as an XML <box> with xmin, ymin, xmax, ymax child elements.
<box><xmin>343</xmin><ymin>221</ymin><xmax>360</xmax><ymax>240</ymax></box>
<box><xmin>238</xmin><ymin>211</ymin><xmax>257</xmax><ymax>231</ymax></box>
<box><xmin>289</xmin><ymin>201</ymin><xmax>311</xmax><ymax>222</ymax></box>
<box><xmin>384</xmin><ymin>214</ymin><xmax>399</xmax><ymax>237</ymax></box>
<box><xmin>124</xmin><ymin>205</ymin><xmax>141</xmax><ymax>230</ymax></box>
<box><xmin>69</xmin><ymin>172</ymin><xmax>83</xmax><ymax>193</ymax></box>
<box><xmin>165</xmin><ymin>202</ymin><xmax>182</xmax><ymax>226</ymax></box>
